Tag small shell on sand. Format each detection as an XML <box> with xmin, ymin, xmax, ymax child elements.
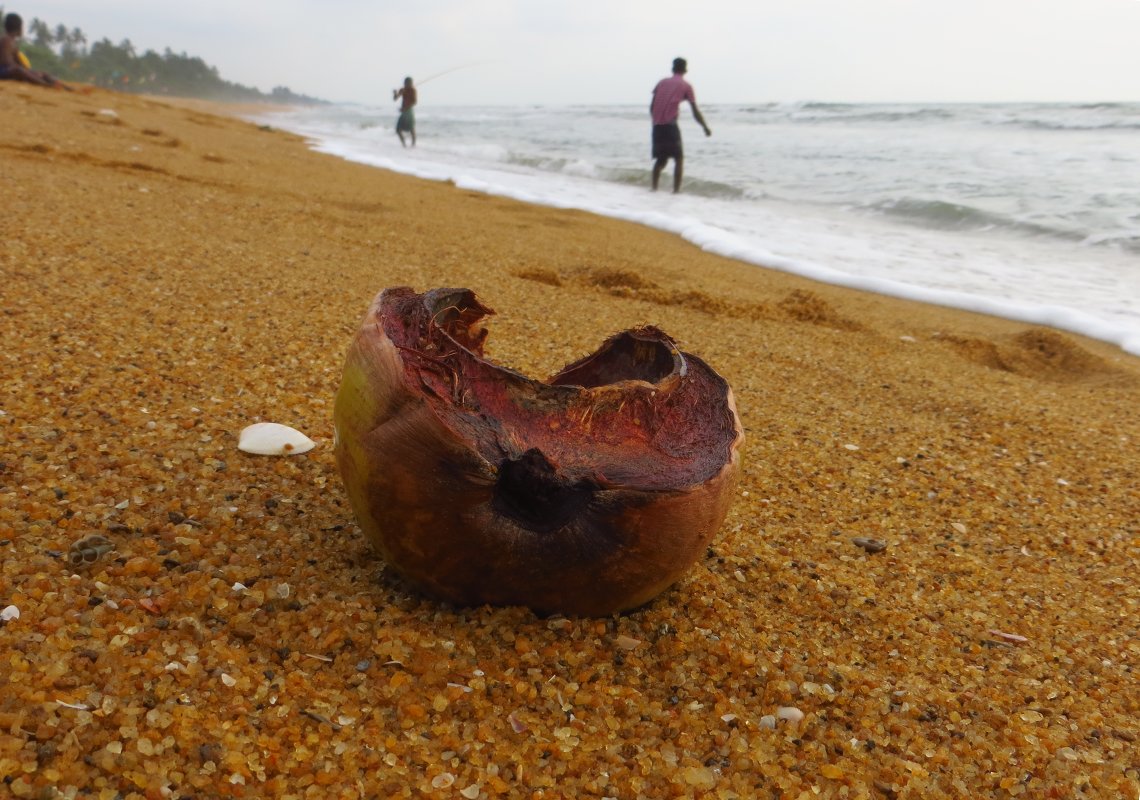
<box><xmin>777</xmin><ymin>706</ymin><xmax>805</xmax><ymax>723</ymax></box>
<box><xmin>988</xmin><ymin>629</ymin><xmax>1029</xmax><ymax>643</ymax></box>
<box><xmin>238</xmin><ymin>422</ymin><xmax>316</xmax><ymax>456</ymax></box>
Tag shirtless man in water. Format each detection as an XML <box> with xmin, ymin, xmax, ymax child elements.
<box><xmin>393</xmin><ymin>77</ymin><xmax>417</xmax><ymax>147</ymax></box>
<box><xmin>0</xmin><ymin>13</ymin><xmax>68</xmax><ymax>88</ymax></box>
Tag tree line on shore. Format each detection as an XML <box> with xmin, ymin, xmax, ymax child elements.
<box><xmin>3</xmin><ymin>9</ymin><xmax>323</xmax><ymax>104</ymax></box>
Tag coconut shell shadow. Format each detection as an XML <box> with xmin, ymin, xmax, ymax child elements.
<box><xmin>333</xmin><ymin>287</ymin><xmax>743</xmax><ymax>617</ymax></box>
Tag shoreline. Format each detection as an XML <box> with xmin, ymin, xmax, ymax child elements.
<box><xmin>2</xmin><ymin>84</ymin><xmax>1138</xmax><ymax>798</ymax></box>
<box><xmin>242</xmin><ymin>101</ymin><xmax>1140</xmax><ymax>357</ymax></box>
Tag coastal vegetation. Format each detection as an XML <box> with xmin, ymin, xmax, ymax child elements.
<box><xmin>2</xmin><ymin>8</ymin><xmax>322</xmax><ymax>104</ymax></box>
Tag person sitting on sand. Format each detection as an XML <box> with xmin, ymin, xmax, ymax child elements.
<box><xmin>0</xmin><ymin>13</ymin><xmax>68</xmax><ymax>89</ymax></box>
<box><xmin>393</xmin><ymin>77</ymin><xmax>417</xmax><ymax>147</ymax></box>
<box><xmin>650</xmin><ymin>57</ymin><xmax>710</xmax><ymax>193</ymax></box>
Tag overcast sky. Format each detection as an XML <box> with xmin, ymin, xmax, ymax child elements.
<box><xmin>19</xmin><ymin>1</ymin><xmax>1140</xmax><ymax>105</ymax></box>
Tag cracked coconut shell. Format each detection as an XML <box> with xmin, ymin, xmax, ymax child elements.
<box><xmin>333</xmin><ymin>287</ymin><xmax>743</xmax><ymax>616</ymax></box>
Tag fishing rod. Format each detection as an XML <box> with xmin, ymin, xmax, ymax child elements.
<box><xmin>411</xmin><ymin>60</ymin><xmax>493</xmax><ymax>87</ymax></box>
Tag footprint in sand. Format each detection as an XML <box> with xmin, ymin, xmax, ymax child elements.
<box><xmin>2</xmin><ymin>143</ymin><xmax>53</xmax><ymax>156</ymax></box>
<box><xmin>940</xmin><ymin>328</ymin><xmax>1130</xmax><ymax>384</ymax></box>
<box><xmin>582</xmin><ymin>267</ymin><xmax>657</xmax><ymax>291</ymax></box>
<box><xmin>776</xmin><ymin>289</ymin><xmax>863</xmax><ymax>331</ymax></box>
<box><xmin>138</xmin><ymin>129</ymin><xmax>182</xmax><ymax>148</ymax></box>
<box><xmin>108</xmin><ymin>161</ymin><xmax>169</xmax><ymax>175</ymax></box>
<box><xmin>516</xmin><ymin>265</ymin><xmax>765</xmax><ymax>319</ymax></box>
<box><xmin>513</xmin><ymin>267</ymin><xmax>564</xmax><ymax>287</ymax></box>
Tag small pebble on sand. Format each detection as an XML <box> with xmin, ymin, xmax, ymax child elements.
<box><xmin>852</xmin><ymin>536</ymin><xmax>888</xmax><ymax>553</ymax></box>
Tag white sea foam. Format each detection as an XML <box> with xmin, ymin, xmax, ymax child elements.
<box><xmin>254</xmin><ymin>102</ymin><xmax>1140</xmax><ymax>356</ymax></box>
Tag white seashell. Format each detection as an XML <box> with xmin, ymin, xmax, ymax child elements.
<box><xmin>776</xmin><ymin>706</ymin><xmax>805</xmax><ymax>723</ymax></box>
<box><xmin>1</xmin><ymin>605</ymin><xmax>19</xmax><ymax>622</ymax></box>
<box><xmin>238</xmin><ymin>423</ymin><xmax>315</xmax><ymax>456</ymax></box>
<box><xmin>55</xmin><ymin>699</ymin><xmax>89</xmax><ymax>710</ymax></box>
<box><xmin>988</xmin><ymin>629</ymin><xmax>1029</xmax><ymax>643</ymax></box>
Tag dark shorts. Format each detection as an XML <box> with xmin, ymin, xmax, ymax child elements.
<box><xmin>397</xmin><ymin>109</ymin><xmax>415</xmax><ymax>132</ymax></box>
<box><xmin>652</xmin><ymin>123</ymin><xmax>682</xmax><ymax>160</ymax></box>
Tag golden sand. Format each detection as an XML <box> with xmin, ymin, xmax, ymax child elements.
<box><xmin>1</xmin><ymin>85</ymin><xmax>1138</xmax><ymax>799</ymax></box>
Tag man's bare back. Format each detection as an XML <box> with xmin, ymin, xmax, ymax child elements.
<box><xmin>396</xmin><ymin>86</ymin><xmax>417</xmax><ymax>112</ymax></box>
<box><xmin>394</xmin><ymin>77</ymin><xmax>417</xmax><ymax>147</ymax></box>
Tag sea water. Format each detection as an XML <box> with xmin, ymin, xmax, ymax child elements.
<box><xmin>254</xmin><ymin>102</ymin><xmax>1140</xmax><ymax>355</ymax></box>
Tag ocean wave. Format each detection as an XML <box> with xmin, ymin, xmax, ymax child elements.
<box><xmin>726</xmin><ymin>102</ymin><xmax>959</xmax><ymax>125</ymax></box>
<box><xmin>1081</xmin><ymin>231</ymin><xmax>1140</xmax><ymax>255</ymax></box>
<box><xmin>738</xmin><ymin>103</ymin><xmax>782</xmax><ymax>114</ymax></box>
<box><xmin>667</xmin><ymin>176</ymin><xmax>746</xmax><ymax>200</ymax></box>
<box><xmin>867</xmin><ymin>197</ymin><xmax>1077</xmax><ymax>238</ymax></box>
<box><xmin>1009</xmin><ymin>119</ymin><xmax>1140</xmax><ymax>132</ymax></box>
<box><xmin>864</xmin><ymin>197</ymin><xmax>1140</xmax><ymax>254</ymax></box>
<box><xmin>504</xmin><ymin>152</ymin><xmax>605</xmax><ymax>180</ymax></box>
<box><xmin>987</xmin><ymin>103</ymin><xmax>1140</xmax><ymax>131</ymax></box>
<box><xmin>602</xmin><ymin>168</ymin><xmax>745</xmax><ymax>199</ymax></box>
<box><xmin>500</xmin><ymin>150</ymin><xmax>747</xmax><ymax>200</ymax></box>
<box><xmin>607</xmin><ymin>167</ymin><xmax>653</xmax><ymax>188</ymax></box>
<box><xmin>788</xmin><ymin>104</ymin><xmax>956</xmax><ymax>125</ymax></box>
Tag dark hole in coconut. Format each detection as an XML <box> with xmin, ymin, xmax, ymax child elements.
<box><xmin>492</xmin><ymin>448</ymin><xmax>599</xmax><ymax>533</ymax></box>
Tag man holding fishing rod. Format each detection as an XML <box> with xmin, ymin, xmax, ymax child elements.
<box><xmin>393</xmin><ymin>76</ymin><xmax>417</xmax><ymax>147</ymax></box>
<box><xmin>391</xmin><ymin>64</ymin><xmax>488</xmax><ymax>147</ymax></box>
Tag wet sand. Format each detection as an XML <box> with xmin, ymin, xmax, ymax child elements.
<box><xmin>1</xmin><ymin>85</ymin><xmax>1138</xmax><ymax>798</ymax></box>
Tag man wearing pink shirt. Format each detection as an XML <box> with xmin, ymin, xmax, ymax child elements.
<box><xmin>650</xmin><ymin>57</ymin><xmax>711</xmax><ymax>193</ymax></box>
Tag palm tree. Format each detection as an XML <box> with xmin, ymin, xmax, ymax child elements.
<box><xmin>56</xmin><ymin>25</ymin><xmax>78</xmax><ymax>61</ymax></box>
<box><xmin>70</xmin><ymin>27</ymin><xmax>87</xmax><ymax>58</ymax></box>
<box><xmin>29</xmin><ymin>18</ymin><xmax>53</xmax><ymax>48</ymax></box>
